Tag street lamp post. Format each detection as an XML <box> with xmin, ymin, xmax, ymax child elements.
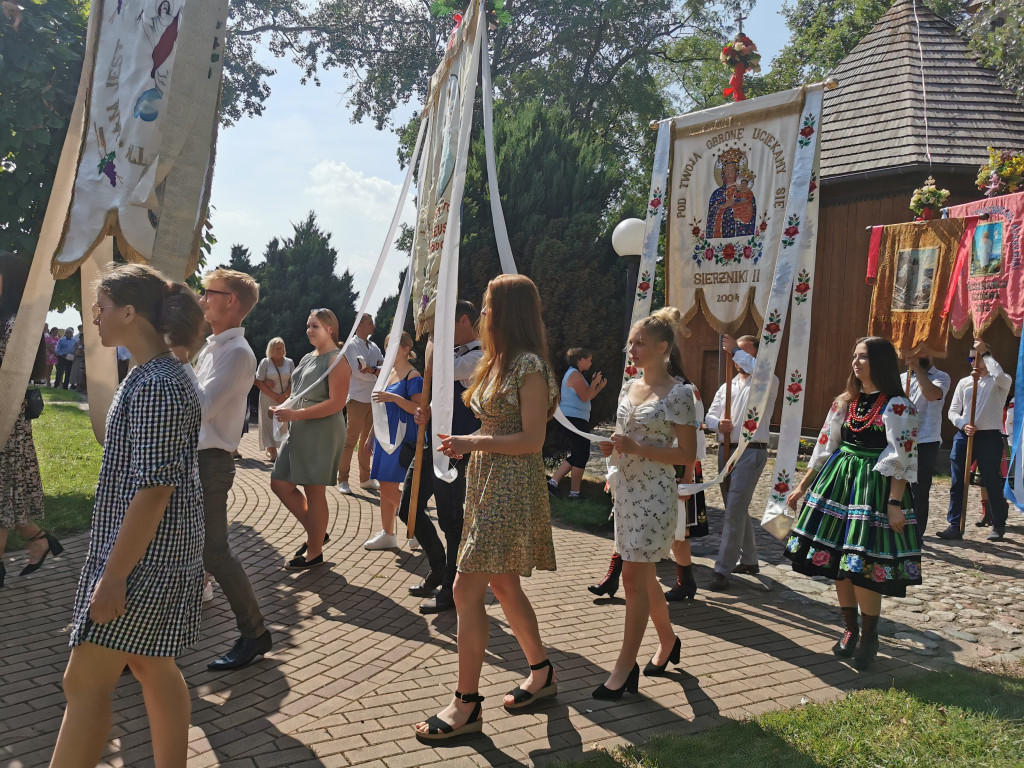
<box><xmin>612</xmin><ymin>218</ymin><xmax>645</xmax><ymax>335</ymax></box>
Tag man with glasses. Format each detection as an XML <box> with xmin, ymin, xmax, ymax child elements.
<box><xmin>899</xmin><ymin>347</ymin><xmax>950</xmax><ymax>538</ymax></box>
<box><xmin>939</xmin><ymin>339</ymin><xmax>1012</xmax><ymax>542</ymax></box>
<box><xmin>195</xmin><ymin>268</ymin><xmax>273</xmax><ymax>669</ymax></box>
<box><xmin>337</xmin><ymin>313</ymin><xmax>384</xmax><ymax>495</ymax></box>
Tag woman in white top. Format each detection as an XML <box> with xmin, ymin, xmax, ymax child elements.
<box><xmin>254</xmin><ymin>337</ymin><xmax>294</xmax><ymax>461</ymax></box>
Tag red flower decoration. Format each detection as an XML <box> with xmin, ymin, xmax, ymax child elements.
<box><xmin>704</xmin><ymin>247</ymin><xmax>714</xmax><ymax>260</ymax></box>
<box><xmin>650</xmin><ymin>197</ymin><xmax>662</xmax><ymax>210</ymax></box>
<box><xmin>742</xmin><ymin>245</ymin><xmax>753</xmax><ymax>258</ymax></box>
<box><xmin>722</xmin><ymin>244</ymin><xmax>736</xmax><ymax>260</ymax></box>
<box><xmin>624</xmin><ymin>365</ymin><xmax>637</xmax><ymax>377</ymax></box>
<box><xmin>765</xmin><ymin>322</ymin><xmax>780</xmax><ymax>334</ymax></box>
<box><xmin>637</xmin><ymin>281</ymin><xmax>651</xmax><ymax>292</ymax></box>
<box><xmin>811</xmin><ymin>550</ymin><xmax>830</xmax><ymax>567</ymax></box>
<box><xmin>799</xmin><ymin>126</ymin><xmax>815</xmax><ymax>138</ymax></box>
<box><xmin>743</xmin><ymin>418</ymin><xmax>757</xmax><ymax>432</ymax></box>
<box><xmin>787</xmin><ymin>382</ymin><xmax>802</xmax><ymax>395</ymax></box>
<box><xmin>904</xmin><ymin>440</ymin><xmax>914</xmax><ymax>452</ymax></box>
<box><xmin>784</xmin><ymin>225</ymin><xmax>799</xmax><ymax>237</ymax></box>
<box><xmin>759</xmin><ymin>221</ymin><xmax>768</xmax><ymax>232</ymax></box>
<box><xmin>795</xmin><ymin>282</ymin><xmax>810</xmax><ymax>295</ymax></box>
<box><xmin>818</xmin><ymin>433</ymin><xmax>829</xmax><ymax>445</ymax></box>
<box><xmin>773</xmin><ymin>481</ymin><xmax>789</xmax><ymax>494</ymax></box>
<box><xmin>808</xmin><ymin>180</ymin><xmax>818</xmax><ymax>195</ymax></box>
<box><xmin>891</xmin><ymin>403</ymin><xmax>906</xmax><ymax>415</ymax></box>
<box><xmin>871</xmin><ymin>564</ymin><xmax>887</xmax><ymax>583</ymax></box>
<box><xmin>692</xmin><ymin>226</ymin><xmax>701</xmax><ymax>237</ymax></box>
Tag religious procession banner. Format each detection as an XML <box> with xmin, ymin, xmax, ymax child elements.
<box><xmin>947</xmin><ymin>191</ymin><xmax>1024</xmax><ymax>336</ymax></box>
<box><xmin>864</xmin><ymin>219</ymin><xmax>975</xmax><ymax>356</ymax></box>
<box><xmin>51</xmin><ymin>0</ymin><xmax>228</xmax><ymax>277</ymax></box>
<box><xmin>667</xmin><ymin>86</ymin><xmax>810</xmax><ymax>333</ymax></box>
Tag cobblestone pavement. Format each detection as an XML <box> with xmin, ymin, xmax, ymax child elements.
<box><xmin>1</xmin><ymin>433</ymin><xmax>1020</xmax><ymax>768</ymax></box>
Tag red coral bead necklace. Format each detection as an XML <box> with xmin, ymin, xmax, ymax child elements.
<box><xmin>846</xmin><ymin>391</ymin><xmax>886</xmax><ymax>433</ymax></box>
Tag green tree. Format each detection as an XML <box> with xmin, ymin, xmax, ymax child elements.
<box><xmin>965</xmin><ymin>1</ymin><xmax>1024</xmax><ymax>101</ymax></box>
<box><xmin>242</xmin><ymin>213</ymin><xmax>359</xmax><ymax>362</ymax></box>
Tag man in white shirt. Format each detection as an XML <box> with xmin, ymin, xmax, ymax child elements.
<box><xmin>704</xmin><ymin>334</ymin><xmax>779</xmax><ymax>591</ymax></box>
<box><xmin>196</xmin><ymin>268</ymin><xmax>272</xmax><ymax>670</ymax></box>
<box><xmin>336</xmin><ymin>313</ymin><xmax>384</xmax><ymax>494</ymax></box>
<box><xmin>899</xmin><ymin>349</ymin><xmax>951</xmax><ymax>536</ymax></box>
<box><xmin>115</xmin><ymin>345</ymin><xmax>132</xmax><ymax>382</ymax></box>
<box><xmin>399</xmin><ymin>301</ymin><xmax>482</xmax><ymax>614</ymax></box>
<box><xmin>939</xmin><ymin>340</ymin><xmax>1013</xmax><ymax>542</ymax></box>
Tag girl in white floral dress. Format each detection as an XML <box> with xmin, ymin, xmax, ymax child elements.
<box><xmin>596</xmin><ymin>313</ymin><xmax>698</xmax><ymax>700</ymax></box>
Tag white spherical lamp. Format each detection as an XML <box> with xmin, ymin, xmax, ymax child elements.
<box><xmin>611</xmin><ymin>218</ymin><xmax>645</xmax><ymax>258</ymax></box>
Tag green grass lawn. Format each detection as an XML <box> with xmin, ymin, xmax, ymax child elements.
<box><xmin>548</xmin><ymin>476</ymin><xmax>613</xmax><ymax>533</ymax></box>
<box><xmin>7</xmin><ymin>402</ymin><xmax>100</xmax><ymax>549</ymax></box>
<box><xmin>554</xmin><ymin>666</ymin><xmax>1024</xmax><ymax>768</ymax></box>
<box><xmin>38</xmin><ymin>387</ymin><xmax>86</xmax><ymax>404</ymax></box>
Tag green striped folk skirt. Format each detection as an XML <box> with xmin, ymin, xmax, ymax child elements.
<box><xmin>783</xmin><ymin>444</ymin><xmax>922</xmax><ymax>597</ymax></box>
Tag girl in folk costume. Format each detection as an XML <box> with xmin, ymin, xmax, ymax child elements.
<box><xmin>785</xmin><ymin>337</ymin><xmax>921</xmax><ymax>671</ymax></box>
<box><xmin>596</xmin><ymin>313</ymin><xmax>699</xmax><ymax>699</ymax></box>
<box><xmin>589</xmin><ymin>306</ymin><xmax>708</xmax><ymax>603</ymax></box>
<box><xmin>53</xmin><ymin>264</ymin><xmax>205</xmax><ymax>768</ymax></box>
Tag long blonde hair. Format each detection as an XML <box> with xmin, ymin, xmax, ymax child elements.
<box><xmin>310</xmin><ymin>309</ymin><xmax>342</xmax><ymax>348</ymax></box>
<box><xmin>463</xmin><ymin>274</ymin><xmax>553</xmax><ymax>406</ymax></box>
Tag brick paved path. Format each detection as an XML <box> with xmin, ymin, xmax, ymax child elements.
<box><xmin>2</xmin><ymin>432</ymin><xmax>1018</xmax><ymax>768</ymax></box>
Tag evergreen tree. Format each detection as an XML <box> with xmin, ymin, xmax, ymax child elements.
<box><xmin>242</xmin><ymin>213</ymin><xmax>359</xmax><ymax>362</ymax></box>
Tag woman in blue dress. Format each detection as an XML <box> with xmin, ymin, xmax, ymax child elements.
<box><xmin>53</xmin><ymin>264</ymin><xmax>205</xmax><ymax>768</ymax></box>
<box><xmin>364</xmin><ymin>331</ymin><xmax>423</xmax><ymax>550</ymax></box>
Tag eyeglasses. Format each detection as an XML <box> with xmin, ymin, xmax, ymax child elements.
<box><xmin>200</xmin><ymin>287</ymin><xmax>233</xmax><ymax>298</ymax></box>
<box><xmin>91</xmin><ymin>303</ymin><xmax>116</xmax><ymax>321</ymax></box>
<box><xmin>968</xmin><ymin>356</ymin><xmax>977</xmax><ymax>363</ymax></box>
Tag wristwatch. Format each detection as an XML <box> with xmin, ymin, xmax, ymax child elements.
<box><xmin>886</xmin><ymin>498</ymin><xmax>902</xmax><ymax>507</ymax></box>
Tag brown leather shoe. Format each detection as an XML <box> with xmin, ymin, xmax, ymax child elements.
<box><xmin>709</xmin><ymin>573</ymin><xmax>729</xmax><ymax>591</ymax></box>
<box><xmin>731</xmin><ymin>563</ymin><xmax>760</xmax><ymax>575</ymax></box>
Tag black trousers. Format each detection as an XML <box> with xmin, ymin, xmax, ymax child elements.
<box><xmin>398</xmin><ymin>448</ymin><xmax>468</xmax><ymax>594</ymax></box>
<box><xmin>911</xmin><ymin>440</ymin><xmax>940</xmax><ymax>534</ymax></box>
<box><xmin>55</xmin><ymin>358</ymin><xmax>72</xmax><ymax>389</ymax></box>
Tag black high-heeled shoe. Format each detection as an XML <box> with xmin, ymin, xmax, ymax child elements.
<box><xmin>588</xmin><ymin>553</ymin><xmax>622</xmax><ymax>597</ymax></box>
<box><xmin>295</xmin><ymin>533</ymin><xmax>330</xmax><ymax>557</ymax></box>
<box><xmin>20</xmin><ymin>532</ymin><xmax>64</xmax><ymax>576</ymax></box>
<box><xmin>643</xmin><ymin>636</ymin><xmax>681</xmax><ymax>677</ymax></box>
<box><xmin>592</xmin><ymin>663</ymin><xmax>640</xmax><ymax>700</ymax></box>
<box><xmin>665</xmin><ymin>579</ymin><xmax>697</xmax><ymax>602</ymax></box>
<box><xmin>852</xmin><ymin>635</ymin><xmax>879</xmax><ymax>671</ymax></box>
<box><xmin>832</xmin><ymin>629</ymin><xmax>859</xmax><ymax>658</ymax></box>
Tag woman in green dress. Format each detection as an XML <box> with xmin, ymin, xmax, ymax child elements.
<box><xmin>270</xmin><ymin>309</ymin><xmax>350</xmax><ymax>570</ymax></box>
<box><xmin>414</xmin><ymin>274</ymin><xmax>559</xmax><ymax>741</ymax></box>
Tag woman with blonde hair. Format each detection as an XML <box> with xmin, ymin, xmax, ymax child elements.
<box><xmin>52</xmin><ymin>263</ymin><xmax>205</xmax><ymax>768</ymax></box>
<box><xmin>270</xmin><ymin>309</ymin><xmax>350</xmax><ymax>569</ymax></box>
<box><xmin>594</xmin><ymin>312</ymin><xmax>698</xmax><ymax>700</ymax></box>
<box><xmin>414</xmin><ymin>274</ymin><xmax>559</xmax><ymax>740</ymax></box>
<box><xmin>364</xmin><ymin>331</ymin><xmax>423</xmax><ymax>550</ymax></box>
<box><xmin>254</xmin><ymin>337</ymin><xmax>294</xmax><ymax>461</ymax></box>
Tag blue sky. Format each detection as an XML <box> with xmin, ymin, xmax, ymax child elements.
<box><xmin>48</xmin><ymin>1</ymin><xmax>790</xmax><ymax>331</ymax></box>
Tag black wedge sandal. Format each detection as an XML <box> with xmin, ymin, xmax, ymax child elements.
<box><xmin>415</xmin><ymin>691</ymin><xmax>484</xmax><ymax>740</ymax></box>
<box><xmin>504</xmin><ymin>659</ymin><xmax>557</xmax><ymax>710</ymax></box>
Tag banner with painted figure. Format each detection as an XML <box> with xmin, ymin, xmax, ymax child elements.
<box><xmin>668</xmin><ymin>87</ymin><xmax>809</xmax><ymax>333</ymax></box>
<box><xmin>946</xmin><ymin>192</ymin><xmax>1024</xmax><ymax>336</ymax></box>
<box><xmin>51</xmin><ymin>0</ymin><xmax>228</xmax><ymax>277</ymax></box>
<box><xmin>412</xmin><ymin>0</ymin><xmax>482</xmax><ymax>337</ymax></box>
<box><xmin>864</xmin><ymin>219</ymin><xmax>975</xmax><ymax>356</ymax></box>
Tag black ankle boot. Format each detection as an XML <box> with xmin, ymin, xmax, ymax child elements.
<box><xmin>852</xmin><ymin>613</ymin><xmax>880</xmax><ymax>670</ymax></box>
<box><xmin>589</xmin><ymin>554</ymin><xmax>622</xmax><ymax>597</ymax></box>
<box><xmin>833</xmin><ymin>606</ymin><xmax>859</xmax><ymax>658</ymax></box>
<box><xmin>665</xmin><ymin>564</ymin><xmax>697</xmax><ymax>601</ymax></box>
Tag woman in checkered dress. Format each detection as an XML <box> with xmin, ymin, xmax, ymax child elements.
<box><xmin>51</xmin><ymin>264</ymin><xmax>205</xmax><ymax>768</ymax></box>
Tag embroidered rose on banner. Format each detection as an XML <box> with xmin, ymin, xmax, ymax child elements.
<box><xmin>722</xmin><ymin>244</ymin><xmax>736</xmax><ymax>261</ymax></box>
<box><xmin>781</xmin><ymin>214</ymin><xmax>801</xmax><ymax>248</ymax></box>
<box><xmin>798</xmin><ymin>112</ymin><xmax>817</xmax><ymax>148</ymax></box>
<box><xmin>808</xmin><ymin>174</ymin><xmax>818</xmax><ymax>203</ymax></box>
<box><xmin>770</xmin><ymin>469</ymin><xmax>792</xmax><ymax>504</ymax></box>
<box><xmin>636</xmin><ymin>270</ymin><xmax>652</xmax><ymax>301</ymax></box>
<box><xmin>785</xmin><ymin>370</ymin><xmax>804</xmax><ymax>406</ymax></box>
<box><xmin>793</xmin><ymin>269</ymin><xmax>811</xmax><ymax>305</ymax></box>
<box><xmin>742</xmin><ymin>407</ymin><xmax>760</xmax><ymax>441</ymax></box>
<box><xmin>762</xmin><ymin>308</ymin><xmax>782</xmax><ymax>345</ymax></box>
<box><xmin>648</xmin><ymin>188</ymin><xmax>663</xmax><ymax>217</ymax></box>
<box><xmin>624</xmin><ymin>365</ymin><xmax>638</xmax><ymax>378</ymax></box>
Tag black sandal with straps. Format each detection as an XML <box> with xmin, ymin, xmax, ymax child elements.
<box><xmin>504</xmin><ymin>659</ymin><xmax>557</xmax><ymax>710</ymax></box>
<box><xmin>415</xmin><ymin>691</ymin><xmax>485</xmax><ymax>741</ymax></box>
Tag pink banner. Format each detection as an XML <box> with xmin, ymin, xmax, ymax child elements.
<box><xmin>947</xmin><ymin>191</ymin><xmax>1024</xmax><ymax>336</ymax></box>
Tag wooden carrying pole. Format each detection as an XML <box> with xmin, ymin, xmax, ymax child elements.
<box><xmin>406</xmin><ymin>339</ymin><xmax>433</xmax><ymax>538</ymax></box>
<box><xmin>959</xmin><ymin>354</ymin><xmax>982</xmax><ymax>535</ymax></box>
<box><xmin>723</xmin><ymin>352</ymin><xmax>734</xmax><ymax>461</ymax></box>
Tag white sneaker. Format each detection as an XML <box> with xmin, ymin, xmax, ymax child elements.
<box><xmin>409</xmin><ymin>536</ymin><xmax>421</xmax><ymax>551</ymax></box>
<box><xmin>359</xmin><ymin>479</ymin><xmax>380</xmax><ymax>491</ymax></box>
<box><xmin>364</xmin><ymin>530</ymin><xmax>398</xmax><ymax>550</ymax></box>
<box><xmin>202</xmin><ymin>580</ymin><xmax>215</xmax><ymax>602</ymax></box>
<box><xmin>336</xmin><ymin>482</ymin><xmax>352</xmax><ymax>494</ymax></box>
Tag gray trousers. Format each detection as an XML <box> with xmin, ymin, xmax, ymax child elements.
<box><xmin>714</xmin><ymin>445</ymin><xmax>768</xmax><ymax>576</ymax></box>
<box><xmin>199</xmin><ymin>448</ymin><xmax>266</xmax><ymax>638</ymax></box>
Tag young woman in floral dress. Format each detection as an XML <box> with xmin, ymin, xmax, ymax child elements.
<box><xmin>785</xmin><ymin>336</ymin><xmax>921</xmax><ymax>671</ymax></box>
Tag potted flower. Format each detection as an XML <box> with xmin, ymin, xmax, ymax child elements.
<box><xmin>976</xmin><ymin>147</ymin><xmax>1024</xmax><ymax>198</ymax></box>
<box><xmin>909</xmin><ymin>176</ymin><xmax>949</xmax><ymax>220</ymax></box>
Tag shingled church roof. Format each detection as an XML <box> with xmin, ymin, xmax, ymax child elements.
<box><xmin>821</xmin><ymin>0</ymin><xmax>1024</xmax><ymax>180</ymax></box>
